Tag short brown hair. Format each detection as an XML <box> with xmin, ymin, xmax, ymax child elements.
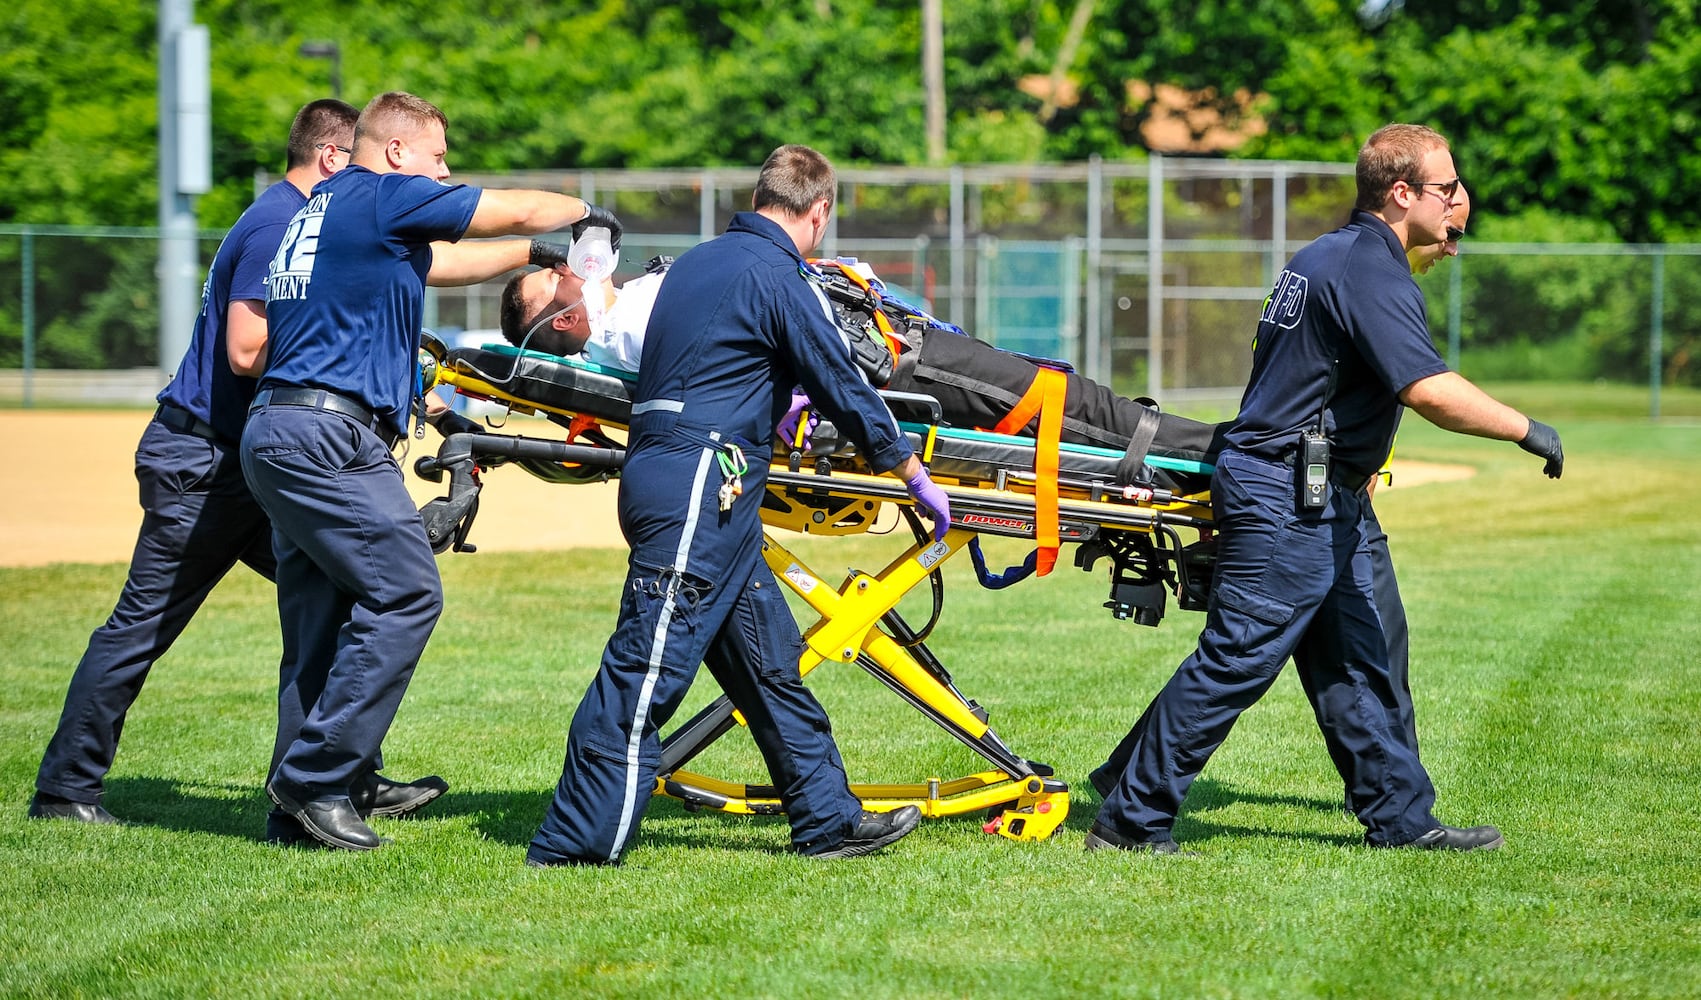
<box><xmin>752</xmin><ymin>144</ymin><xmax>836</xmax><ymax>217</ymax></box>
<box><xmin>353</xmin><ymin>91</ymin><xmax>449</xmax><ymax>155</ymax></box>
<box><xmin>498</xmin><ymin>271</ymin><xmax>578</xmax><ymax>356</ymax></box>
<box><xmin>498</xmin><ymin>271</ymin><xmax>536</xmax><ymax>348</ymax></box>
<box><xmin>1355</xmin><ymin>124</ymin><xmax>1450</xmax><ymax>211</ymax></box>
<box><xmin>285</xmin><ymin>99</ymin><xmax>359</xmax><ymax>169</ymax></box>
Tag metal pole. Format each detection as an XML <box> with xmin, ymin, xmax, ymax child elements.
<box><xmin>699</xmin><ymin>171</ymin><xmax>716</xmax><ymax>242</ymax></box>
<box><xmin>579</xmin><ymin>169</ymin><xmax>596</xmax><ymax>212</ymax></box>
<box><xmin>299</xmin><ymin>41</ymin><xmax>342</xmax><ymax>100</ymax></box>
<box><xmin>1146</xmin><ymin>152</ymin><xmax>1165</xmax><ymax>398</ymax></box>
<box><xmin>922</xmin><ymin>0</ymin><xmax>945</xmax><ymax>165</ymax></box>
<box><xmin>1085</xmin><ymin>154</ymin><xmax>1103</xmax><ymax>380</ymax></box>
<box><xmin>157</xmin><ymin>0</ymin><xmax>206</xmax><ymax>372</ymax></box>
<box><xmin>1447</xmin><ymin>252</ymin><xmax>1463</xmax><ymax>370</ymax></box>
<box><xmin>975</xmin><ymin>235</ymin><xmax>994</xmax><ymax>344</ymax></box>
<box><xmin>21</xmin><ymin>227</ymin><xmax>34</xmax><ymax>409</ymax></box>
<box><xmin>911</xmin><ymin>234</ymin><xmax>929</xmax><ymax>307</ymax></box>
<box><xmin>1650</xmin><ymin>250</ymin><xmax>1664</xmax><ymax>420</ymax></box>
<box><xmin>949</xmin><ymin>165</ymin><xmax>965</xmax><ymax>326</ymax></box>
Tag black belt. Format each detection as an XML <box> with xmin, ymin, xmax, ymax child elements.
<box><xmin>155</xmin><ymin>403</ymin><xmax>220</xmax><ymax>443</ymax></box>
<box><xmin>251</xmin><ymin>387</ymin><xmax>399</xmax><ymax>447</ymax></box>
<box><xmin>1280</xmin><ymin>451</ymin><xmax>1373</xmax><ymax>493</ymax></box>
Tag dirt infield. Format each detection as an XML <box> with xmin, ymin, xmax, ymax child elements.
<box><xmin>0</xmin><ymin>410</ymin><xmax>623</xmax><ymax>568</ymax></box>
<box><xmin>0</xmin><ymin>409</ymin><xmax>1474</xmax><ymax>569</ymax></box>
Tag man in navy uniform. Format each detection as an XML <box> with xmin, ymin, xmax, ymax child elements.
<box><xmin>527</xmin><ymin>144</ymin><xmax>951</xmax><ymax>866</ymax></box>
<box><xmin>246</xmin><ymin>91</ymin><xmax>620</xmax><ymax>851</ymax></box>
<box><xmin>24</xmin><ymin>100</ymin><xmax>433</xmax><ymax>828</ymax></box>
<box><xmin>1087</xmin><ymin>188</ymin><xmax>1478</xmax><ymax>809</ymax></box>
<box><xmin>1087</xmin><ymin>124</ymin><xmax>1563</xmax><ymax>854</ymax></box>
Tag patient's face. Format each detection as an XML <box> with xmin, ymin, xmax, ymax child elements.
<box><xmin>520</xmin><ymin>267</ymin><xmax>590</xmax><ymax>356</ymax></box>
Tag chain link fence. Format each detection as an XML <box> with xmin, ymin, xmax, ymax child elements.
<box><xmin>5</xmin><ymin>157</ymin><xmax>1696</xmax><ymax>415</ymax></box>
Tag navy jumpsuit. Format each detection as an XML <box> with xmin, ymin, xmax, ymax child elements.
<box><xmin>529</xmin><ymin>212</ymin><xmax>915</xmax><ymax>865</ymax></box>
<box><xmin>1094</xmin><ymin>211</ymin><xmax>1451</xmax><ymax>847</ymax></box>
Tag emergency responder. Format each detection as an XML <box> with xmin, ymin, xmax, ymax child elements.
<box><xmin>1087</xmin><ymin>124</ymin><xmax>1562</xmax><ymax>854</ymax></box>
<box><xmin>527</xmin><ymin>144</ymin><xmax>950</xmax><ymax>866</ymax></box>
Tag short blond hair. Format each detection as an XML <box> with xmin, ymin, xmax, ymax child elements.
<box><xmin>353</xmin><ymin>92</ymin><xmax>448</xmax><ymax>155</ymax></box>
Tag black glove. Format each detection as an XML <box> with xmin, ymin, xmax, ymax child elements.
<box><xmin>572</xmin><ymin>203</ymin><xmax>623</xmax><ymax>253</ymax></box>
<box><xmin>1518</xmin><ymin>418</ymin><xmax>1564</xmax><ymax>479</ymax></box>
<box><xmin>529</xmin><ymin>239</ymin><xmax>572</xmax><ymax>270</ymax></box>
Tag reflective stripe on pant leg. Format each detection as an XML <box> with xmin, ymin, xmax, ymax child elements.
<box><xmin>611</xmin><ymin>435</ymin><xmax>721</xmax><ymax>854</ymax></box>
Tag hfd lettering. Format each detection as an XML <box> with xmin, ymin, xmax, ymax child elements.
<box><xmin>1259</xmin><ymin>269</ymin><xmax>1308</xmax><ymax>331</ymax></box>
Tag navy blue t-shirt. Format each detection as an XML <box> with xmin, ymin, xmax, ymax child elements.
<box><xmin>157</xmin><ymin>180</ymin><xmax>306</xmax><ymax>445</ymax></box>
<box><xmin>262</xmin><ymin>165</ymin><xmax>480</xmax><ymax>436</ymax></box>
<box><xmin>1225</xmin><ymin>210</ymin><xmax>1450</xmax><ymax>476</ymax></box>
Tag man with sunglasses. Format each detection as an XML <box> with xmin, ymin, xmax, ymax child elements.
<box><xmin>27</xmin><ymin>101</ymin><xmax>389</xmax><ymax>828</ymax></box>
<box><xmin>1088</xmin><ymin>124</ymin><xmax>1563</xmax><ymax>855</ymax></box>
<box><xmin>1088</xmin><ymin>188</ymin><xmax>1474</xmax><ymax>806</ymax></box>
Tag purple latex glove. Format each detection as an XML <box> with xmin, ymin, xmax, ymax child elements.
<box><xmin>777</xmin><ymin>392</ymin><xmax>819</xmax><ymax>451</ymax></box>
<box><xmin>904</xmin><ymin>466</ymin><xmax>952</xmax><ymax>541</ymax></box>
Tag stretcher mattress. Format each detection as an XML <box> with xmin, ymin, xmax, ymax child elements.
<box><xmin>440</xmin><ymin>344</ymin><xmax>1215</xmax><ymax>494</ymax></box>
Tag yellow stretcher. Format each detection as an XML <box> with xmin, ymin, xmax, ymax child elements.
<box><xmin>415</xmin><ymin>340</ymin><xmax>1217</xmax><ymax>842</ymax></box>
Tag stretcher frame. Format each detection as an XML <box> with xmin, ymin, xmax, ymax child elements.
<box><xmin>415</xmin><ymin>341</ymin><xmax>1216</xmax><ymax>841</ymax></box>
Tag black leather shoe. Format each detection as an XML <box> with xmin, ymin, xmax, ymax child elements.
<box><xmin>806</xmin><ymin>805</ymin><xmax>922</xmax><ymax>859</ymax></box>
<box><xmin>263</xmin><ymin>810</ymin><xmax>318</xmax><ymax>847</ymax></box>
<box><xmin>351</xmin><ymin>772</ymin><xmax>448</xmax><ymax>819</ymax></box>
<box><xmin>1084</xmin><ymin>821</ymin><xmax>1181</xmax><ymax>854</ymax></box>
<box><xmin>28</xmin><ymin>792</ymin><xmax>120</xmax><ymax>825</ymax></box>
<box><xmin>1393</xmin><ymin>824</ymin><xmax>1504</xmax><ymax>852</ymax></box>
<box><xmin>267</xmin><ymin>782</ymin><xmax>383</xmax><ymax>851</ymax></box>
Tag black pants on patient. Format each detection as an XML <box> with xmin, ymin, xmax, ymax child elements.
<box><xmin>890</xmin><ymin>330</ymin><xmax>1228</xmax><ymax>466</ymax></box>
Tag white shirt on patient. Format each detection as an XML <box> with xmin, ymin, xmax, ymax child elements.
<box><xmin>577</xmin><ymin>270</ymin><xmax>664</xmax><ymax>374</ymax></box>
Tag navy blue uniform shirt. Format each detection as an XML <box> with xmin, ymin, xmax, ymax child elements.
<box><xmin>262</xmin><ymin>165</ymin><xmax>480</xmax><ymax>436</ymax></box>
<box><xmin>1226</xmin><ymin>210</ymin><xmax>1449</xmax><ymax>476</ymax></box>
<box><xmin>636</xmin><ymin>211</ymin><xmax>913</xmax><ymax>474</ymax></box>
<box><xmin>158</xmin><ymin>180</ymin><xmax>306</xmax><ymax>445</ymax></box>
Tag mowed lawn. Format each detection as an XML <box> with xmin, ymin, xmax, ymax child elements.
<box><xmin>3</xmin><ymin>384</ymin><xmax>1699</xmax><ymax>998</ymax></box>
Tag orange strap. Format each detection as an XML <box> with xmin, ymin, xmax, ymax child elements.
<box><xmin>991</xmin><ymin>370</ymin><xmax>1048</xmax><ymax>436</ymax></box>
<box><xmin>989</xmin><ymin>368</ymin><xmax>1065</xmax><ymax>576</ymax></box>
<box><xmin>565</xmin><ymin>413</ymin><xmax>601</xmax><ymax>443</ymax></box>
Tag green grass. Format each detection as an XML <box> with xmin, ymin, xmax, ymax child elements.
<box><xmin>4</xmin><ymin>386</ymin><xmax>1701</xmax><ymax>998</ymax></box>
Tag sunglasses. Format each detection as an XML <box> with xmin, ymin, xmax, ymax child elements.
<box><xmin>1407</xmin><ymin>177</ymin><xmax>1462</xmax><ymax>199</ymax></box>
<box><xmin>315</xmin><ymin>143</ymin><xmax>353</xmax><ymax>156</ymax></box>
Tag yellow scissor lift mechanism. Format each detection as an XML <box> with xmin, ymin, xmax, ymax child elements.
<box><xmin>415</xmin><ymin>340</ymin><xmax>1214</xmax><ymax>842</ymax></box>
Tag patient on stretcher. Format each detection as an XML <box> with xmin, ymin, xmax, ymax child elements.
<box><xmin>424</xmin><ymin>257</ymin><xmax>1221</xmax><ymax>621</ymax></box>
<box><xmin>495</xmin><ymin>256</ymin><xmax>1226</xmax><ymax>480</ymax></box>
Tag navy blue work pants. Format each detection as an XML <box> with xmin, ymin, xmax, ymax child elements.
<box><xmin>530</xmin><ymin>423</ymin><xmax>863</xmax><ymax>864</ymax></box>
<box><xmin>240</xmin><ymin>405</ymin><xmax>441</xmax><ymax>802</ymax></box>
<box><xmin>1095</xmin><ymin>498</ymin><xmax>1420</xmax><ymax>801</ymax></box>
<box><xmin>1094</xmin><ymin>450</ymin><xmax>1437</xmax><ymax>846</ymax></box>
<box><xmin>35</xmin><ymin>417</ymin><xmax>276</xmax><ymax>803</ymax></box>
<box><xmin>1294</xmin><ymin>500</ymin><xmax>1419</xmax><ymax>787</ymax></box>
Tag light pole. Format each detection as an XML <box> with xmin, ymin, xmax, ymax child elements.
<box><xmin>299</xmin><ymin>40</ymin><xmax>342</xmax><ymax>99</ymax></box>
